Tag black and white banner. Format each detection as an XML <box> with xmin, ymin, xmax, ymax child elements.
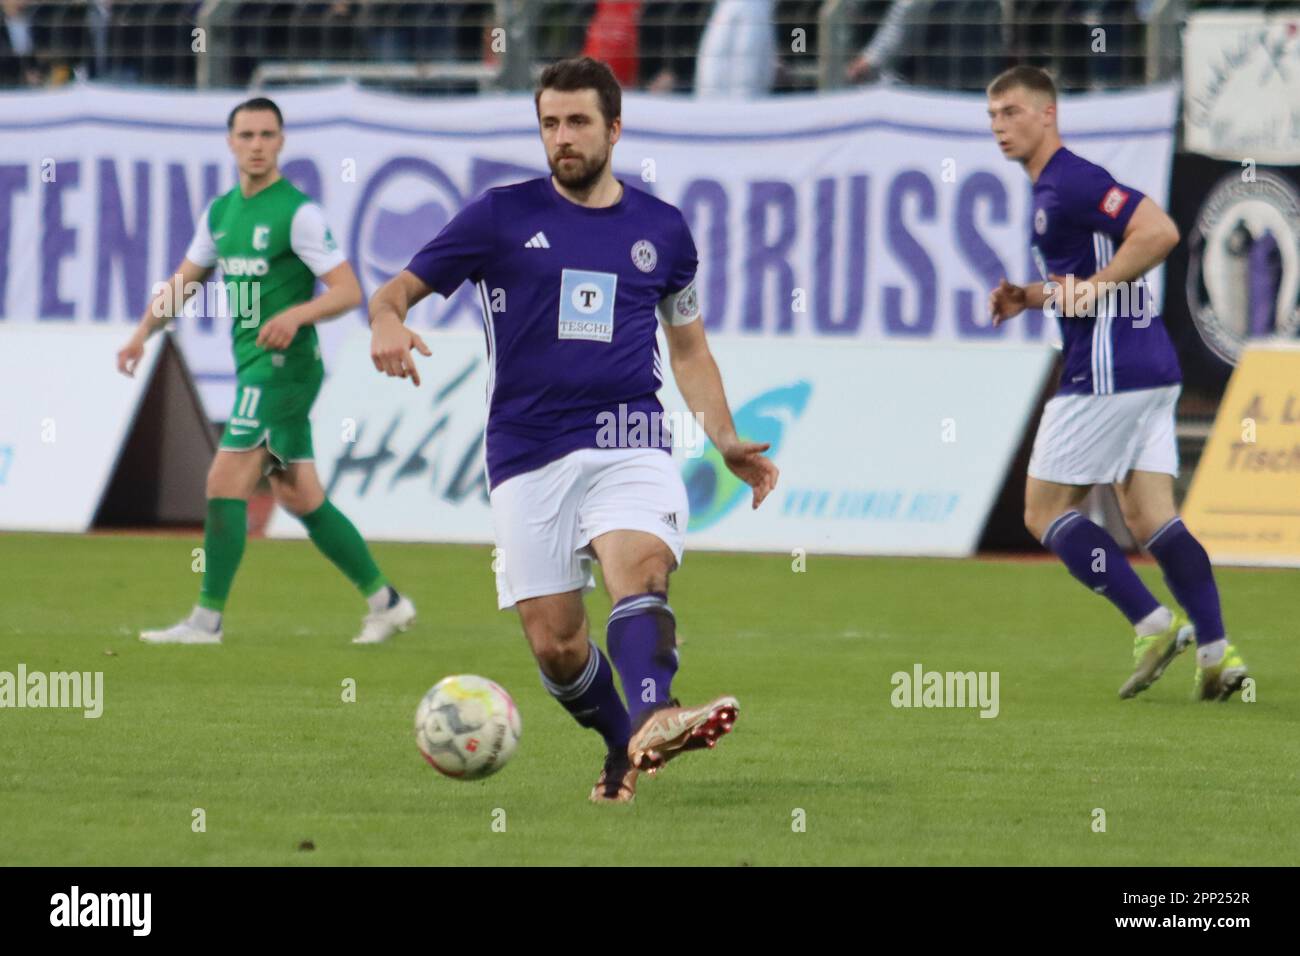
<box><xmin>1163</xmin><ymin>154</ymin><xmax>1300</xmax><ymax>399</ymax></box>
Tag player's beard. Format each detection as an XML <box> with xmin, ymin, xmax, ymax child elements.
<box><xmin>549</xmin><ymin>144</ymin><xmax>610</xmax><ymax>193</ymax></box>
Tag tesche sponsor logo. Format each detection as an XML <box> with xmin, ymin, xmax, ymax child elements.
<box><xmin>50</xmin><ymin>886</ymin><xmax>151</xmax><ymax>936</ymax></box>
<box><xmin>890</xmin><ymin>663</ymin><xmax>999</xmax><ymax>718</ymax></box>
<box><xmin>0</xmin><ymin>665</ymin><xmax>103</xmax><ymax>718</ymax></box>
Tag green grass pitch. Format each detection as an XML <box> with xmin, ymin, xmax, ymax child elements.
<box><xmin>1</xmin><ymin>531</ymin><xmax>1296</xmax><ymax>866</ymax></box>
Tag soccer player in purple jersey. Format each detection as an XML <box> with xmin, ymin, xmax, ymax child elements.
<box><xmin>367</xmin><ymin>58</ymin><xmax>780</xmax><ymax>801</ymax></box>
<box><xmin>985</xmin><ymin>66</ymin><xmax>1248</xmax><ymax>701</ymax></box>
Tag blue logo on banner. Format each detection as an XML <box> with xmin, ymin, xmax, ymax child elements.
<box><xmin>349</xmin><ymin>157</ymin><xmax>463</xmax><ymax>300</ymax></box>
<box><xmin>683</xmin><ymin>382</ymin><xmax>811</xmax><ymax>531</ymax></box>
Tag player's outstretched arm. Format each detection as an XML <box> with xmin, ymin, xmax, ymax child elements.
<box><xmin>368</xmin><ymin>269</ymin><xmax>434</xmax><ymax>387</ymax></box>
<box><xmin>255</xmin><ymin>262</ymin><xmax>363</xmax><ymax>350</ymax></box>
<box><xmin>117</xmin><ymin>257</ymin><xmax>213</xmax><ymax>377</ymax></box>
<box><xmin>665</xmin><ymin>319</ymin><xmax>779</xmax><ymax>509</ymax></box>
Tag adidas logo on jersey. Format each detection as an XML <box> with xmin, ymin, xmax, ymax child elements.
<box><xmin>661</xmin><ymin>512</ymin><xmax>678</xmax><ymax>531</ymax></box>
<box><xmin>524</xmin><ymin>232</ymin><xmax>550</xmax><ymax>249</ymax></box>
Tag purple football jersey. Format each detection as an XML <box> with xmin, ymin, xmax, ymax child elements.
<box><xmin>1030</xmin><ymin>147</ymin><xmax>1181</xmax><ymax>395</ymax></box>
<box><xmin>406</xmin><ymin>177</ymin><xmax>698</xmax><ymax>489</ymax></box>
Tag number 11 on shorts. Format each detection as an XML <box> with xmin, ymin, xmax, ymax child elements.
<box><xmin>237</xmin><ymin>386</ymin><xmax>262</xmax><ymax>418</ymax></box>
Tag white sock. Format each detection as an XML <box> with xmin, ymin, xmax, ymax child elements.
<box><xmin>188</xmin><ymin>605</ymin><xmax>222</xmax><ymax>633</ymax></box>
<box><xmin>366</xmin><ymin>586</ymin><xmax>393</xmax><ymax>614</ymax></box>
<box><xmin>1197</xmin><ymin>638</ymin><xmax>1227</xmax><ymax>667</ymax></box>
<box><xmin>1134</xmin><ymin>605</ymin><xmax>1173</xmax><ymax>638</ymax></box>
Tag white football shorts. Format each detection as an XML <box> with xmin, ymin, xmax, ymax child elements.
<box><xmin>489</xmin><ymin>447</ymin><xmax>689</xmax><ymax>610</ymax></box>
<box><xmin>1028</xmin><ymin>384</ymin><xmax>1180</xmax><ymax>486</ymax></box>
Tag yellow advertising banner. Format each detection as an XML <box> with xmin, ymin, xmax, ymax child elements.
<box><xmin>1183</xmin><ymin>345</ymin><xmax>1300</xmax><ymax>566</ymax></box>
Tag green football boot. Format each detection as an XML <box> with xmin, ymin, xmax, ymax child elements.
<box><xmin>1119</xmin><ymin>611</ymin><xmax>1195</xmax><ymax>699</ymax></box>
<box><xmin>1194</xmin><ymin>643</ymin><xmax>1249</xmax><ymax>702</ymax></box>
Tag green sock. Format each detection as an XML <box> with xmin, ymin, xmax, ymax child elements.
<box><xmin>300</xmin><ymin>499</ymin><xmax>387</xmax><ymax>598</ymax></box>
<box><xmin>197</xmin><ymin>498</ymin><xmax>248</xmax><ymax>612</ymax></box>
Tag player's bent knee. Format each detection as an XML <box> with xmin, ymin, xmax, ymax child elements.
<box><xmin>1025</xmin><ymin>504</ymin><xmax>1078</xmax><ymax>545</ymax></box>
<box><xmin>529</xmin><ymin>628</ymin><xmax>588</xmax><ymax>683</ymax></box>
<box><xmin>1127</xmin><ymin>511</ymin><xmax>1174</xmax><ymax>547</ymax></box>
<box><xmin>1119</xmin><ymin>504</ymin><xmax>1147</xmax><ymax>539</ymax></box>
<box><xmin>1024</xmin><ymin>483</ymin><xmax>1085</xmax><ymax>544</ymax></box>
<box><xmin>274</xmin><ymin>488</ymin><xmax>314</xmax><ymax>517</ymax></box>
<box><xmin>206</xmin><ymin>471</ymin><xmax>247</xmax><ymax>501</ymax></box>
<box><xmin>516</xmin><ymin>595</ymin><xmax>586</xmax><ymax>677</ymax></box>
<box><xmin>641</xmin><ymin>560</ymin><xmax>672</xmax><ymax>595</ymax></box>
<box><xmin>279</xmin><ymin>496</ymin><xmax>310</xmax><ymax>517</ymax></box>
<box><xmin>205</xmin><ymin>463</ymin><xmax>226</xmax><ymax>499</ymax></box>
<box><xmin>607</xmin><ymin>558</ymin><xmax>673</xmax><ymax>604</ymax></box>
<box><xmin>1024</xmin><ymin>505</ymin><xmax>1049</xmax><ymax>543</ymax></box>
<box><xmin>637</xmin><ymin>546</ymin><xmax>676</xmax><ymax>591</ymax></box>
<box><xmin>207</xmin><ymin>450</ymin><xmax>265</xmax><ymax>500</ymax></box>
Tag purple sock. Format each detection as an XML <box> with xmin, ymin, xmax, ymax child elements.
<box><xmin>539</xmin><ymin>641</ymin><xmax>631</xmax><ymax>752</ymax></box>
<box><xmin>606</xmin><ymin>592</ymin><xmax>679</xmax><ymax>726</ymax></box>
<box><xmin>1145</xmin><ymin>517</ymin><xmax>1226</xmax><ymax>644</ymax></box>
<box><xmin>1042</xmin><ymin>510</ymin><xmax>1161</xmax><ymax>625</ymax></box>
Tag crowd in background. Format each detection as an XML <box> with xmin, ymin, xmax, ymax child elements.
<box><xmin>0</xmin><ymin>0</ymin><xmax>1276</xmax><ymax>94</ymax></box>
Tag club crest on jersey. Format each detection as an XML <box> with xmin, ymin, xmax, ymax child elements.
<box><xmin>253</xmin><ymin>225</ymin><xmax>271</xmax><ymax>250</ymax></box>
<box><xmin>558</xmin><ymin>268</ymin><xmax>617</xmax><ymax>343</ymax></box>
<box><xmin>631</xmin><ymin>239</ymin><xmax>657</xmax><ymax>273</ymax></box>
<box><xmin>1034</xmin><ymin>208</ymin><xmax>1047</xmax><ymax>235</ymax></box>
<box><xmin>1098</xmin><ymin>187</ymin><xmax>1129</xmax><ymax>219</ymax></box>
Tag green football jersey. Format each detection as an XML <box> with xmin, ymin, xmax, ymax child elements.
<box><xmin>191</xmin><ymin>177</ymin><xmax>343</xmax><ymax>384</ymax></box>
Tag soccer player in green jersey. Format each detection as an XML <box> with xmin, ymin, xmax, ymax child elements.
<box><xmin>116</xmin><ymin>97</ymin><xmax>415</xmax><ymax>645</ymax></box>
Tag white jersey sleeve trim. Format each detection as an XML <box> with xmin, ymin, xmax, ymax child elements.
<box><xmin>656</xmin><ymin>278</ymin><xmax>702</xmax><ymax>327</ymax></box>
<box><xmin>183</xmin><ymin>199</ymin><xmax>219</xmax><ymax>268</ymax></box>
<box><xmin>290</xmin><ymin>202</ymin><xmax>347</xmax><ymax>277</ymax></box>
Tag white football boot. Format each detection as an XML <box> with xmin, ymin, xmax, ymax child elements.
<box><xmin>140</xmin><ymin>615</ymin><xmax>223</xmax><ymax>645</ymax></box>
<box><xmin>352</xmin><ymin>593</ymin><xmax>416</xmax><ymax>644</ymax></box>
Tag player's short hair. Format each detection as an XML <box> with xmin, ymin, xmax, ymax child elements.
<box><xmin>534</xmin><ymin>57</ymin><xmax>621</xmax><ymax>127</ymax></box>
<box><xmin>986</xmin><ymin>65</ymin><xmax>1057</xmax><ymax>104</ymax></box>
<box><xmin>227</xmin><ymin>97</ymin><xmax>284</xmax><ymax>131</ymax></box>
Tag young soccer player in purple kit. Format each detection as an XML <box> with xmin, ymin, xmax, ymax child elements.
<box><xmin>986</xmin><ymin>66</ymin><xmax>1248</xmax><ymax>701</ymax></box>
<box><xmin>367</xmin><ymin>58</ymin><xmax>780</xmax><ymax>801</ymax></box>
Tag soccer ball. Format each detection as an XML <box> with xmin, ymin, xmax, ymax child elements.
<box><xmin>414</xmin><ymin>675</ymin><xmax>521</xmax><ymax>779</ymax></box>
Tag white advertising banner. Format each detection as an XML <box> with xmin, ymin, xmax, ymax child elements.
<box><xmin>0</xmin><ymin>327</ymin><xmax>162</xmax><ymax>532</ymax></box>
<box><xmin>0</xmin><ymin>83</ymin><xmax>1174</xmax><ymax>418</ymax></box>
<box><xmin>267</xmin><ymin>330</ymin><xmax>1053</xmax><ymax>556</ymax></box>
<box><xmin>1184</xmin><ymin>11</ymin><xmax>1300</xmax><ymax>164</ymax></box>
